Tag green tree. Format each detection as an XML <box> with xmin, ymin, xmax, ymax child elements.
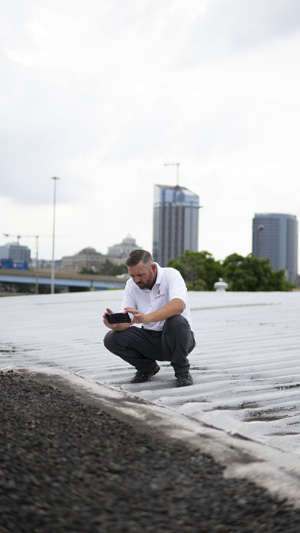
<box><xmin>168</xmin><ymin>250</ymin><xmax>223</xmax><ymax>291</ymax></box>
<box><xmin>222</xmin><ymin>253</ymin><xmax>294</xmax><ymax>291</ymax></box>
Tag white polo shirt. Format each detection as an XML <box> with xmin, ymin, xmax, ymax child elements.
<box><xmin>121</xmin><ymin>263</ymin><xmax>193</xmax><ymax>332</ymax></box>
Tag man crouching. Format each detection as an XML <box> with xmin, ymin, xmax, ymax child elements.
<box><xmin>103</xmin><ymin>249</ymin><xmax>195</xmax><ymax>387</ymax></box>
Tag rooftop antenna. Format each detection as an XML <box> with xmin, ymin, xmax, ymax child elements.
<box><xmin>164</xmin><ymin>162</ymin><xmax>180</xmax><ymax>186</ymax></box>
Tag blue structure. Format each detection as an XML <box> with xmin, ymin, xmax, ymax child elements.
<box><xmin>0</xmin><ymin>259</ymin><xmax>29</xmax><ymax>270</ymax></box>
<box><xmin>153</xmin><ymin>184</ymin><xmax>200</xmax><ymax>266</ymax></box>
<box><xmin>252</xmin><ymin>213</ymin><xmax>298</xmax><ymax>284</ymax></box>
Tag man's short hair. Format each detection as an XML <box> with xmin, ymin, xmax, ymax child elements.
<box><xmin>125</xmin><ymin>249</ymin><xmax>153</xmax><ymax>267</ymax></box>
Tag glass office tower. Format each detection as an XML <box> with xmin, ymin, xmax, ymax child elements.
<box><xmin>252</xmin><ymin>213</ymin><xmax>298</xmax><ymax>283</ymax></box>
<box><xmin>153</xmin><ymin>184</ymin><xmax>199</xmax><ymax>266</ymax></box>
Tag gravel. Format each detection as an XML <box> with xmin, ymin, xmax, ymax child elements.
<box><xmin>1</xmin><ymin>369</ymin><xmax>300</xmax><ymax>533</ymax></box>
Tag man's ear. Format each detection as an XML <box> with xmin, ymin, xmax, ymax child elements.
<box><xmin>151</xmin><ymin>263</ymin><xmax>156</xmax><ymax>275</ymax></box>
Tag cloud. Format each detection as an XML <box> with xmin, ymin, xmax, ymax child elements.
<box><xmin>186</xmin><ymin>0</ymin><xmax>300</xmax><ymax>64</ymax></box>
<box><xmin>0</xmin><ymin>0</ymin><xmax>300</xmax><ymax>263</ymax></box>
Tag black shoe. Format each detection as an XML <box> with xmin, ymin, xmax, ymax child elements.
<box><xmin>176</xmin><ymin>372</ymin><xmax>193</xmax><ymax>387</ymax></box>
<box><xmin>130</xmin><ymin>364</ymin><xmax>160</xmax><ymax>384</ymax></box>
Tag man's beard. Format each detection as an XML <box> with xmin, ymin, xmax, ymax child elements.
<box><xmin>136</xmin><ymin>270</ymin><xmax>155</xmax><ymax>290</ymax></box>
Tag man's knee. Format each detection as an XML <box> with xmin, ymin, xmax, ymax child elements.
<box><xmin>103</xmin><ymin>328</ymin><xmax>133</xmax><ymax>354</ymax></box>
<box><xmin>164</xmin><ymin>314</ymin><xmax>188</xmax><ymax>333</ymax></box>
<box><xmin>103</xmin><ymin>330</ymin><xmax>115</xmax><ymax>351</ymax></box>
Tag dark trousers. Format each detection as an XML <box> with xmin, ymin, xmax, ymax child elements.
<box><xmin>103</xmin><ymin>315</ymin><xmax>195</xmax><ymax>375</ymax></box>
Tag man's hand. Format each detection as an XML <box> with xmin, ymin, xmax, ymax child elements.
<box><xmin>103</xmin><ymin>308</ymin><xmax>114</xmax><ymax>329</ymax></box>
<box><xmin>103</xmin><ymin>308</ymin><xmax>132</xmax><ymax>331</ymax></box>
<box><xmin>125</xmin><ymin>307</ymin><xmax>148</xmax><ymax>324</ymax></box>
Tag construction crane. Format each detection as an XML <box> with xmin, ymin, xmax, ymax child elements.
<box><xmin>3</xmin><ymin>233</ymin><xmax>40</xmax><ymax>294</ymax></box>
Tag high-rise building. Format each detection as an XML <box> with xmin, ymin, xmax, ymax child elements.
<box><xmin>153</xmin><ymin>184</ymin><xmax>199</xmax><ymax>266</ymax></box>
<box><xmin>252</xmin><ymin>213</ymin><xmax>298</xmax><ymax>283</ymax></box>
<box><xmin>0</xmin><ymin>242</ymin><xmax>31</xmax><ymax>263</ymax></box>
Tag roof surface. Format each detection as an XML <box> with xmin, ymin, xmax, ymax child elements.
<box><xmin>1</xmin><ymin>289</ymin><xmax>300</xmax><ymax>502</ymax></box>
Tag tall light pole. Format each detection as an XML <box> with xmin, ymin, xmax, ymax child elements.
<box><xmin>34</xmin><ymin>234</ymin><xmax>39</xmax><ymax>294</ymax></box>
<box><xmin>164</xmin><ymin>163</ymin><xmax>180</xmax><ymax>186</ymax></box>
<box><xmin>51</xmin><ymin>177</ymin><xmax>60</xmax><ymax>294</ymax></box>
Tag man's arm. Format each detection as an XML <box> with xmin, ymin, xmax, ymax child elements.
<box><xmin>125</xmin><ymin>298</ymin><xmax>185</xmax><ymax>325</ymax></box>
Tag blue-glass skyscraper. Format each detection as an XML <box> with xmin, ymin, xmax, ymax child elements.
<box><xmin>153</xmin><ymin>184</ymin><xmax>199</xmax><ymax>266</ymax></box>
<box><xmin>252</xmin><ymin>213</ymin><xmax>298</xmax><ymax>283</ymax></box>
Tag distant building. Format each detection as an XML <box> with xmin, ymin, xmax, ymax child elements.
<box><xmin>252</xmin><ymin>213</ymin><xmax>298</xmax><ymax>284</ymax></box>
<box><xmin>0</xmin><ymin>242</ymin><xmax>31</xmax><ymax>263</ymax></box>
<box><xmin>107</xmin><ymin>235</ymin><xmax>142</xmax><ymax>265</ymax></box>
<box><xmin>61</xmin><ymin>237</ymin><xmax>142</xmax><ymax>271</ymax></box>
<box><xmin>61</xmin><ymin>247</ymin><xmax>105</xmax><ymax>271</ymax></box>
<box><xmin>32</xmin><ymin>258</ymin><xmax>61</xmax><ymax>269</ymax></box>
<box><xmin>153</xmin><ymin>184</ymin><xmax>200</xmax><ymax>266</ymax></box>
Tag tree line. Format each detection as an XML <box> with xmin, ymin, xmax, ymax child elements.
<box><xmin>168</xmin><ymin>250</ymin><xmax>295</xmax><ymax>291</ymax></box>
<box><xmin>81</xmin><ymin>251</ymin><xmax>296</xmax><ymax>291</ymax></box>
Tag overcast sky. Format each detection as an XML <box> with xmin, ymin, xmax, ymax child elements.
<box><xmin>1</xmin><ymin>0</ymin><xmax>300</xmax><ymax>264</ymax></box>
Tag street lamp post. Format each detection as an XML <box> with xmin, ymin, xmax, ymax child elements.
<box><xmin>34</xmin><ymin>235</ymin><xmax>39</xmax><ymax>294</ymax></box>
<box><xmin>51</xmin><ymin>177</ymin><xmax>60</xmax><ymax>294</ymax></box>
